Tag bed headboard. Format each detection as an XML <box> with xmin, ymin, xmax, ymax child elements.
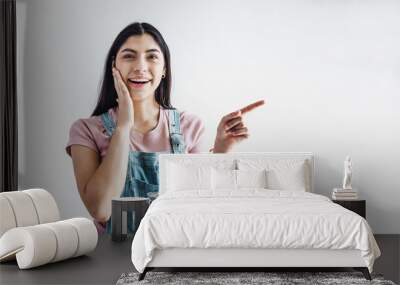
<box><xmin>158</xmin><ymin>152</ymin><xmax>314</xmax><ymax>194</ymax></box>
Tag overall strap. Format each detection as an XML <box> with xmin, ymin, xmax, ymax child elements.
<box><xmin>168</xmin><ymin>109</ymin><xmax>186</xmax><ymax>153</ymax></box>
<box><xmin>100</xmin><ymin>112</ymin><xmax>116</xmax><ymax>136</ymax></box>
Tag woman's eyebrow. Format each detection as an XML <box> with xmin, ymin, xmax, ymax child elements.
<box><xmin>146</xmin><ymin>49</ymin><xmax>161</xmax><ymax>53</ymax></box>
<box><xmin>120</xmin><ymin>48</ymin><xmax>136</xmax><ymax>53</ymax></box>
<box><xmin>120</xmin><ymin>48</ymin><xmax>161</xmax><ymax>53</ymax></box>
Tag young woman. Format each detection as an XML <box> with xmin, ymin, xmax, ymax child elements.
<box><xmin>66</xmin><ymin>22</ymin><xmax>264</xmax><ymax>234</ymax></box>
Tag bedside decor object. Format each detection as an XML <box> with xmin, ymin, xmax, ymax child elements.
<box><xmin>342</xmin><ymin>155</ymin><xmax>353</xmax><ymax>190</ymax></box>
<box><xmin>332</xmin><ymin>156</ymin><xmax>358</xmax><ymax>200</ymax></box>
<box><xmin>111</xmin><ymin>197</ymin><xmax>150</xmax><ymax>242</ymax></box>
<box><xmin>332</xmin><ymin>199</ymin><xmax>366</xmax><ymax>219</ymax></box>
<box><xmin>332</xmin><ymin>188</ymin><xmax>358</xmax><ymax>200</ymax></box>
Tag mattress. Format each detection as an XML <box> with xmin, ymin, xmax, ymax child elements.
<box><xmin>131</xmin><ymin>189</ymin><xmax>380</xmax><ymax>273</ymax></box>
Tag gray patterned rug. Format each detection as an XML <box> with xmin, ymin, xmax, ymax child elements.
<box><xmin>116</xmin><ymin>271</ymin><xmax>396</xmax><ymax>285</ymax></box>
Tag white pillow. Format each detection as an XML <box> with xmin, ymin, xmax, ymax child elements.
<box><xmin>236</xmin><ymin>169</ymin><xmax>268</xmax><ymax>189</ymax></box>
<box><xmin>211</xmin><ymin>168</ymin><xmax>237</xmax><ymax>190</ymax></box>
<box><xmin>269</xmin><ymin>165</ymin><xmax>306</xmax><ymax>191</ymax></box>
<box><xmin>166</xmin><ymin>162</ymin><xmax>212</xmax><ymax>192</ymax></box>
<box><xmin>237</xmin><ymin>159</ymin><xmax>309</xmax><ymax>191</ymax></box>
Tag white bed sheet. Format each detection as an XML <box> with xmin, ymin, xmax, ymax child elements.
<box><xmin>131</xmin><ymin>190</ymin><xmax>380</xmax><ymax>273</ymax></box>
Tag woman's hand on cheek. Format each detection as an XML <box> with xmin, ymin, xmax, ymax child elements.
<box><xmin>112</xmin><ymin>67</ymin><xmax>134</xmax><ymax>132</ymax></box>
<box><xmin>212</xmin><ymin>100</ymin><xmax>265</xmax><ymax>153</ymax></box>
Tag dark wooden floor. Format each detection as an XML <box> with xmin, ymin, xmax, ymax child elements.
<box><xmin>373</xmin><ymin>234</ymin><xmax>400</xmax><ymax>284</ymax></box>
<box><xmin>0</xmin><ymin>234</ymin><xmax>398</xmax><ymax>284</ymax></box>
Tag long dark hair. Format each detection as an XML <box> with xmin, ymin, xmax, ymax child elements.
<box><xmin>91</xmin><ymin>22</ymin><xmax>174</xmax><ymax>116</ymax></box>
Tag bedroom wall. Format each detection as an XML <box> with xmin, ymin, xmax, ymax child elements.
<box><xmin>16</xmin><ymin>0</ymin><xmax>400</xmax><ymax>234</ymax></box>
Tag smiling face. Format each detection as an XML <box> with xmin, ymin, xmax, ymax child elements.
<box><xmin>115</xmin><ymin>34</ymin><xmax>166</xmax><ymax>101</ymax></box>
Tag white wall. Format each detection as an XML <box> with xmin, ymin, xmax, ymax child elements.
<box><xmin>16</xmin><ymin>0</ymin><xmax>400</xmax><ymax>233</ymax></box>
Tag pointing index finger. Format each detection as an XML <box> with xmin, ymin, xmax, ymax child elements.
<box><xmin>239</xmin><ymin>100</ymin><xmax>265</xmax><ymax>114</ymax></box>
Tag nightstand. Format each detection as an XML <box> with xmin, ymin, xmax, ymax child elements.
<box><xmin>332</xmin><ymin>199</ymin><xmax>366</xmax><ymax>219</ymax></box>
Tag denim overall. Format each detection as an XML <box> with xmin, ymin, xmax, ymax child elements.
<box><xmin>100</xmin><ymin>109</ymin><xmax>186</xmax><ymax>234</ymax></box>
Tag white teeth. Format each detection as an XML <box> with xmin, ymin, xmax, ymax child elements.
<box><xmin>128</xmin><ymin>79</ymin><xmax>150</xmax><ymax>83</ymax></box>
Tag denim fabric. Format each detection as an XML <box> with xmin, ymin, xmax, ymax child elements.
<box><xmin>100</xmin><ymin>109</ymin><xmax>185</xmax><ymax>234</ymax></box>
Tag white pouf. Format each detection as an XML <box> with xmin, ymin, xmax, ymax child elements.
<box><xmin>0</xmin><ymin>189</ymin><xmax>98</xmax><ymax>269</ymax></box>
<box><xmin>0</xmin><ymin>218</ymin><xmax>98</xmax><ymax>269</ymax></box>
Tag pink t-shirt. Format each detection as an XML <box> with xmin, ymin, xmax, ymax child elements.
<box><xmin>66</xmin><ymin>107</ymin><xmax>205</xmax><ymax>157</ymax></box>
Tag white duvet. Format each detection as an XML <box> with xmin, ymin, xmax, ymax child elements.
<box><xmin>131</xmin><ymin>190</ymin><xmax>380</xmax><ymax>273</ymax></box>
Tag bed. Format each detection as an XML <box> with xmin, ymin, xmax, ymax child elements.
<box><xmin>131</xmin><ymin>153</ymin><xmax>380</xmax><ymax>281</ymax></box>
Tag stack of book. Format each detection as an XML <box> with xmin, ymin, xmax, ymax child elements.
<box><xmin>332</xmin><ymin>188</ymin><xmax>358</xmax><ymax>200</ymax></box>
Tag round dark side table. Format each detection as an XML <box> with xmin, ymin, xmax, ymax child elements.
<box><xmin>111</xmin><ymin>197</ymin><xmax>150</xmax><ymax>242</ymax></box>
